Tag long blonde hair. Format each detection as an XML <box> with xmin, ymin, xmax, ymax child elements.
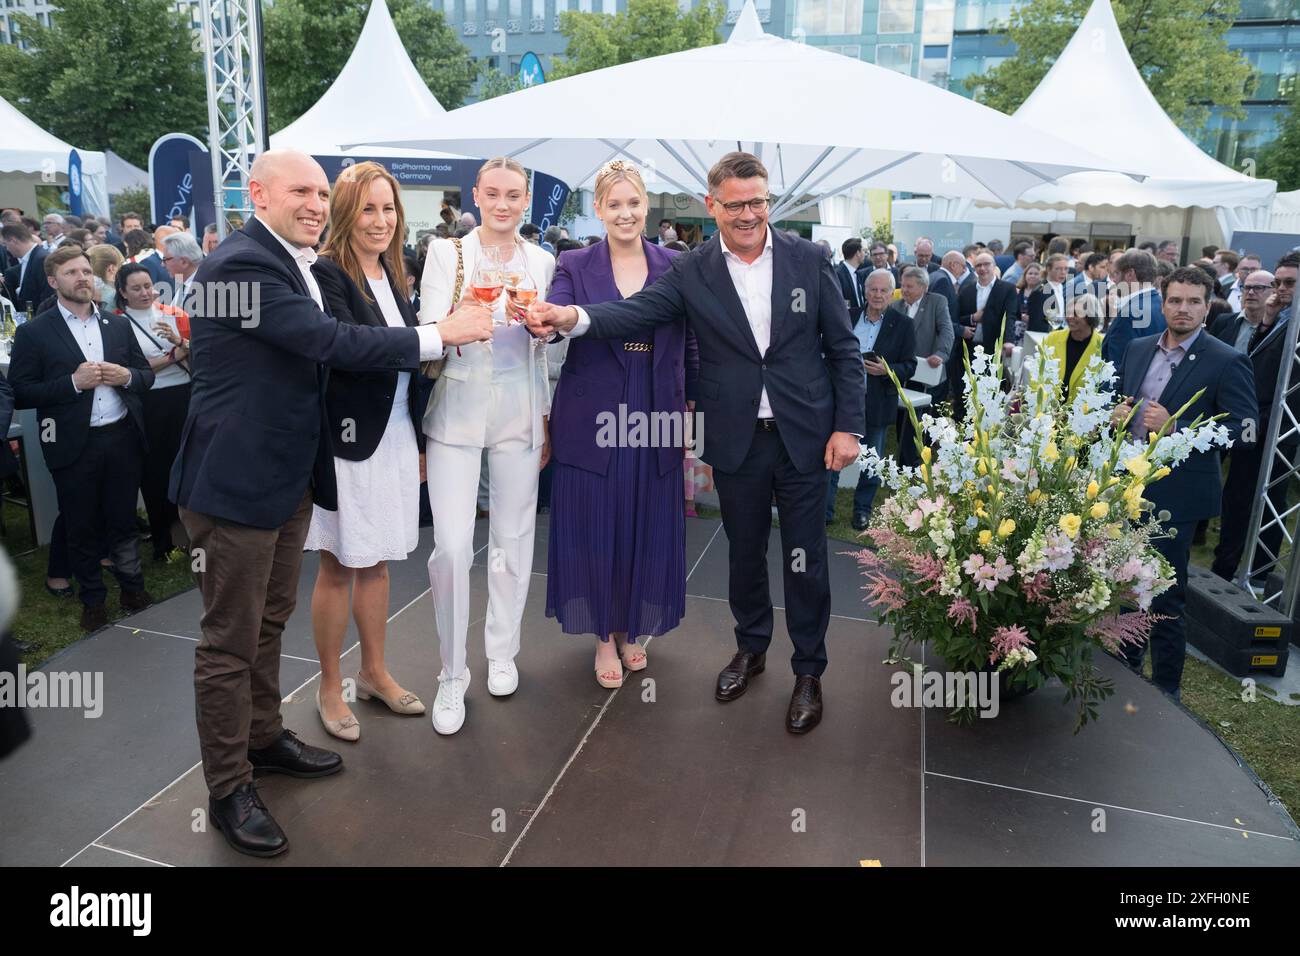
<box><xmin>320</xmin><ymin>161</ymin><xmax>407</xmax><ymax>301</ymax></box>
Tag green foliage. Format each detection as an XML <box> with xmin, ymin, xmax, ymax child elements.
<box><xmin>1256</xmin><ymin>84</ymin><xmax>1300</xmax><ymax>191</ymax></box>
<box><xmin>478</xmin><ymin>66</ymin><xmax>521</xmax><ymax>102</ymax></box>
<box><xmin>863</xmin><ymin>222</ymin><xmax>894</xmax><ymax>246</ymax></box>
<box><xmin>0</xmin><ymin>0</ymin><xmax>206</xmax><ymax>168</ymax></box>
<box><xmin>263</xmin><ymin>0</ymin><xmax>477</xmax><ymax>131</ymax></box>
<box><xmin>110</xmin><ymin>185</ymin><xmax>152</xmax><ymax>226</ymax></box>
<box><xmin>965</xmin><ymin>0</ymin><xmax>1252</xmax><ymax>135</ymax></box>
<box><xmin>550</xmin><ymin>0</ymin><xmax>726</xmax><ymax>80</ymax></box>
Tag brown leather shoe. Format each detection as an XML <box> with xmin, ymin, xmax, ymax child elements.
<box><xmin>80</xmin><ymin>604</ymin><xmax>108</xmax><ymax>633</ymax></box>
<box><xmin>786</xmin><ymin>675</ymin><xmax>823</xmax><ymax>734</ymax></box>
<box><xmin>120</xmin><ymin>589</ymin><xmax>154</xmax><ymax>613</ymax></box>
<box><xmin>715</xmin><ymin>651</ymin><xmax>765</xmax><ymax>702</ymax></box>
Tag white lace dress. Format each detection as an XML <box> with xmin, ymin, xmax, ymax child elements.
<box><xmin>303</xmin><ymin>275</ymin><xmax>421</xmax><ymax>568</ymax></box>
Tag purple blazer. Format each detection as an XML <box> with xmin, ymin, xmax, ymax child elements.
<box><xmin>549</xmin><ymin>237</ymin><xmax>699</xmax><ymax>477</ymax></box>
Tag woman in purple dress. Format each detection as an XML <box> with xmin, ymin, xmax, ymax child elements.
<box><xmin>545</xmin><ymin>161</ymin><xmax>697</xmax><ymax>687</ymax></box>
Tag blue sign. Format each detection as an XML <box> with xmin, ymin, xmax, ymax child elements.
<box><xmin>67</xmin><ymin>150</ymin><xmax>83</xmax><ymax>217</ymax></box>
<box><xmin>149</xmin><ymin>133</ymin><xmax>208</xmax><ymax>228</ymax></box>
<box><xmin>529</xmin><ymin>171</ymin><xmax>569</xmax><ymax>234</ymax></box>
<box><xmin>518</xmin><ymin>52</ymin><xmax>545</xmax><ymax>88</ymax></box>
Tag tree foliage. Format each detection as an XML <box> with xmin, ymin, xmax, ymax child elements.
<box><xmin>1257</xmin><ymin>84</ymin><xmax>1300</xmax><ymax>190</ymax></box>
<box><xmin>263</xmin><ymin>0</ymin><xmax>477</xmax><ymax>131</ymax></box>
<box><xmin>965</xmin><ymin>0</ymin><xmax>1253</xmax><ymax>134</ymax></box>
<box><xmin>550</xmin><ymin>0</ymin><xmax>726</xmax><ymax>80</ymax></box>
<box><xmin>0</xmin><ymin>0</ymin><xmax>206</xmax><ymax>167</ymax></box>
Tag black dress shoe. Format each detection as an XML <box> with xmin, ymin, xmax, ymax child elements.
<box><xmin>786</xmin><ymin>675</ymin><xmax>823</xmax><ymax>734</ymax></box>
<box><xmin>120</xmin><ymin>589</ymin><xmax>154</xmax><ymax>613</ymax></box>
<box><xmin>45</xmin><ymin>582</ymin><xmax>75</xmax><ymax>598</ymax></box>
<box><xmin>248</xmin><ymin>729</ymin><xmax>343</xmax><ymax>778</ymax></box>
<box><xmin>209</xmin><ymin>783</ymin><xmax>288</xmax><ymax>857</ymax></box>
<box><xmin>852</xmin><ymin>511</ymin><xmax>870</xmax><ymax>531</ymax></box>
<box><xmin>715</xmin><ymin>651</ymin><xmax>765</xmax><ymax>702</ymax></box>
<box><xmin>79</xmin><ymin>604</ymin><xmax>108</xmax><ymax>633</ymax></box>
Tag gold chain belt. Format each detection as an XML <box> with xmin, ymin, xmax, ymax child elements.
<box><xmin>623</xmin><ymin>342</ymin><xmax>653</xmax><ymax>352</ymax></box>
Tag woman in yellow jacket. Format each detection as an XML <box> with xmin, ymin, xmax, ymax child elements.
<box><xmin>1042</xmin><ymin>291</ymin><xmax>1104</xmax><ymax>402</ymax></box>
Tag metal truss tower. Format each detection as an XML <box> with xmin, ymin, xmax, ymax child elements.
<box><xmin>198</xmin><ymin>0</ymin><xmax>268</xmax><ymax>237</ymax></box>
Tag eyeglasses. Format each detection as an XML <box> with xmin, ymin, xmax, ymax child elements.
<box><xmin>1277</xmin><ymin>277</ymin><xmax>1297</xmax><ymax>288</ymax></box>
<box><xmin>1242</xmin><ymin>284</ymin><xmax>1273</xmax><ymax>293</ymax></box>
<box><xmin>712</xmin><ymin>196</ymin><xmax>770</xmax><ymax>216</ymax></box>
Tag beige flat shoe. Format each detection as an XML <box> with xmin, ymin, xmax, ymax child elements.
<box><xmin>355</xmin><ymin>673</ymin><xmax>425</xmax><ymax>715</ymax></box>
<box><xmin>315</xmin><ymin>688</ymin><xmax>360</xmax><ymax>742</ymax></box>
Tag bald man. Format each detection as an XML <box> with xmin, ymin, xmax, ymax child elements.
<box><xmin>170</xmin><ymin>150</ymin><xmax>492</xmax><ymax>857</ymax></box>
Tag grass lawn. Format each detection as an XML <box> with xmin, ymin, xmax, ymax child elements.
<box><xmin>3</xmin><ymin>500</ymin><xmax>197</xmax><ymax>668</ymax></box>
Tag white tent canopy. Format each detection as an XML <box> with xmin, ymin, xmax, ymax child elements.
<box><xmin>1271</xmin><ymin>190</ymin><xmax>1300</xmax><ymax>234</ymax></box>
<box><xmin>105</xmin><ymin>150</ymin><xmax>148</xmax><ymax>194</ymax></box>
<box><xmin>0</xmin><ymin>92</ymin><xmax>109</xmax><ymax>216</ymax></box>
<box><xmin>270</xmin><ymin>0</ymin><xmax>460</xmax><ymax>160</ymax></box>
<box><xmin>932</xmin><ymin>0</ymin><xmax>1275</xmax><ymax>242</ymax></box>
<box><xmin>348</xmin><ymin>0</ymin><xmax>1141</xmax><ymax>214</ymax></box>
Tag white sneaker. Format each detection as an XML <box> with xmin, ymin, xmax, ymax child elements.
<box><xmin>432</xmin><ymin>669</ymin><xmax>469</xmax><ymax>735</ymax></box>
<box><xmin>487</xmin><ymin>659</ymin><xmax>518</xmax><ymax>697</ymax></box>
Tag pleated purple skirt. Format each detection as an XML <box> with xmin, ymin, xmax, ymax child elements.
<box><xmin>545</xmin><ymin>346</ymin><xmax>686</xmax><ymax>642</ymax></box>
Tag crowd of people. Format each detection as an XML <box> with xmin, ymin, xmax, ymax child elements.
<box><xmin>0</xmin><ymin>153</ymin><xmax>1295</xmax><ymax>858</ymax></box>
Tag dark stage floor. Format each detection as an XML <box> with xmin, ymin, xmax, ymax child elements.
<box><xmin>3</xmin><ymin>515</ymin><xmax>1297</xmax><ymax>867</ymax></box>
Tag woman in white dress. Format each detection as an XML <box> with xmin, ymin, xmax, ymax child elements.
<box><xmin>305</xmin><ymin>161</ymin><xmax>426</xmax><ymax>741</ymax></box>
<box><xmin>420</xmin><ymin>157</ymin><xmax>555</xmax><ymax>735</ymax></box>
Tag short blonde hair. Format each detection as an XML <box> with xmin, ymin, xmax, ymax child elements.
<box><xmin>87</xmin><ymin>243</ymin><xmax>124</xmax><ymax>281</ymax></box>
<box><xmin>593</xmin><ymin>159</ymin><xmax>648</xmax><ymax>207</ymax></box>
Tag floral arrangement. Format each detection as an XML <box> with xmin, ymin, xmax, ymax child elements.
<box><xmin>857</xmin><ymin>344</ymin><xmax>1232</xmax><ymax>729</ymax></box>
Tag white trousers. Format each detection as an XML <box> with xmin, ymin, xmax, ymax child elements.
<box><xmin>426</xmin><ymin>370</ymin><xmax>541</xmax><ymax>680</ymax></box>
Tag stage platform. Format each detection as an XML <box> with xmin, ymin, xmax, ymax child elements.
<box><xmin>3</xmin><ymin>514</ymin><xmax>1298</xmax><ymax>867</ymax></box>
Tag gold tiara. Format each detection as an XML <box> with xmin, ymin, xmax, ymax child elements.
<box><xmin>597</xmin><ymin>159</ymin><xmax>643</xmax><ymax>180</ymax></box>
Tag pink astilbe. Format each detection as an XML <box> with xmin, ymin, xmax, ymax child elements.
<box><xmin>1085</xmin><ymin>612</ymin><xmax>1163</xmax><ymax>654</ymax></box>
<box><xmin>1045</xmin><ymin>601</ymin><xmax>1077</xmax><ymax>627</ymax></box>
<box><xmin>904</xmin><ymin>551</ymin><xmax>947</xmax><ymax>595</ymax></box>
<box><xmin>1021</xmin><ymin>572</ymin><xmax>1052</xmax><ymax>604</ymax></box>
<box><xmin>947</xmin><ymin>596</ymin><xmax>977</xmax><ymax>633</ymax></box>
<box><xmin>865</xmin><ymin>525</ymin><xmax>921</xmax><ymax>559</ymax></box>
<box><xmin>862</xmin><ymin>569</ymin><xmax>906</xmax><ymax>612</ymax></box>
<box><xmin>989</xmin><ymin>623</ymin><xmax>1032</xmax><ymax>664</ymax></box>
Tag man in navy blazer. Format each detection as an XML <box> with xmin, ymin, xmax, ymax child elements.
<box><xmin>171</xmin><ymin>150</ymin><xmax>492</xmax><ymax>858</ymax></box>
<box><xmin>1111</xmin><ymin>267</ymin><xmax>1257</xmax><ymax>698</ymax></box>
<box><xmin>836</xmin><ymin>237</ymin><xmax>866</xmax><ymax>325</ymax></box>
<box><xmin>1101</xmin><ymin>249</ymin><xmax>1166</xmax><ymax>366</ymax></box>
<box><xmin>2</xmin><ymin>222</ymin><xmax>52</xmax><ymax>313</ymax></box>
<box><xmin>826</xmin><ymin>267</ymin><xmax>916</xmax><ymax>530</ymax></box>
<box><xmin>530</xmin><ymin>152</ymin><xmax>863</xmax><ymax>735</ymax></box>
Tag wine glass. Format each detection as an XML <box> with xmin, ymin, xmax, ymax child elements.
<box><xmin>470</xmin><ymin>248</ymin><xmax>505</xmax><ymax>324</ymax></box>
<box><xmin>501</xmin><ymin>243</ymin><xmax>527</xmax><ymax>294</ymax></box>
<box><xmin>506</xmin><ymin>271</ymin><xmax>537</xmax><ymax>324</ymax></box>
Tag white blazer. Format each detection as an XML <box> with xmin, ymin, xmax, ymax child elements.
<box><xmin>418</xmin><ymin>231</ymin><xmax>556</xmax><ymax>450</ymax></box>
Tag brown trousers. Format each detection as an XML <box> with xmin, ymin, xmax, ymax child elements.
<box><xmin>181</xmin><ymin>491</ymin><xmax>313</xmax><ymax>799</ymax></box>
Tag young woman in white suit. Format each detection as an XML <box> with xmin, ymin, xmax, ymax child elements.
<box><xmin>419</xmin><ymin>157</ymin><xmax>555</xmax><ymax>735</ymax></box>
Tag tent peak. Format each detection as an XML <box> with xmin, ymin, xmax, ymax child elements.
<box><xmin>727</xmin><ymin>0</ymin><xmax>765</xmax><ymax>43</ymax></box>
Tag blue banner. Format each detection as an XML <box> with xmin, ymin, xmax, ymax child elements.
<box><xmin>518</xmin><ymin>52</ymin><xmax>545</xmax><ymax>87</ymax></box>
<box><xmin>67</xmin><ymin>150</ymin><xmax>83</xmax><ymax>217</ymax></box>
<box><xmin>149</xmin><ymin>133</ymin><xmax>208</xmax><ymax>228</ymax></box>
<box><xmin>530</xmin><ymin>171</ymin><xmax>569</xmax><ymax>234</ymax></box>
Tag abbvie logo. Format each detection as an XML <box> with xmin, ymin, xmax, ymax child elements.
<box><xmin>49</xmin><ymin>886</ymin><xmax>151</xmax><ymax>936</ymax></box>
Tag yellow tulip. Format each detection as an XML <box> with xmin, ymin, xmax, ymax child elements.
<box><xmin>1090</xmin><ymin>502</ymin><xmax>1109</xmax><ymax>519</ymax></box>
<box><xmin>1043</xmin><ymin>442</ymin><xmax>1060</xmax><ymax>463</ymax></box>
<box><xmin>978</xmin><ymin>530</ymin><xmax>993</xmax><ymax>547</ymax></box>
<box><xmin>1153</xmin><ymin>466</ymin><xmax>1171</xmax><ymax>480</ymax></box>
<box><xmin>998</xmin><ymin>519</ymin><xmax>1015</xmax><ymax>538</ymax></box>
<box><xmin>977</xmin><ymin>460</ymin><xmax>988</xmax><ymax>476</ymax></box>
<box><xmin>1059</xmin><ymin>513</ymin><xmax>1082</xmax><ymax>539</ymax></box>
<box><xmin>1086</xmin><ymin>480</ymin><xmax>1100</xmax><ymax>499</ymax></box>
<box><xmin>1028</xmin><ymin>489</ymin><xmax>1042</xmax><ymax>505</ymax></box>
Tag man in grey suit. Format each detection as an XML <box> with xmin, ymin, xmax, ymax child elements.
<box><xmin>887</xmin><ymin>265</ymin><xmax>952</xmax><ymax>467</ymax></box>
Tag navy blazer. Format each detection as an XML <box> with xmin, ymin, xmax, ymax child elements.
<box><xmin>959</xmin><ymin>277</ymin><xmax>1018</xmax><ymax>351</ymax></box>
<box><xmin>1102</xmin><ymin>287</ymin><xmax>1166</xmax><ymax>366</ymax></box>
<box><xmin>578</xmin><ymin>230</ymin><xmax>864</xmax><ymax>475</ymax></box>
<box><xmin>929</xmin><ymin>269</ymin><xmax>963</xmax><ymax>342</ymax></box>
<box><xmin>1116</xmin><ymin>330</ymin><xmax>1257</xmax><ymax>522</ymax></box>
<box><xmin>835</xmin><ymin>260</ymin><xmax>863</xmax><ymax>324</ymax></box>
<box><xmin>2</xmin><ymin>244</ymin><xmax>51</xmax><ymax>313</ymax></box>
<box><xmin>168</xmin><ymin>217</ymin><xmax>423</xmax><ymax>529</ymax></box>
<box><xmin>549</xmin><ymin>238</ymin><xmax>697</xmax><ymax>477</ymax></box>
<box><xmin>8</xmin><ymin>304</ymin><xmax>154</xmax><ymax>471</ymax></box>
<box><xmin>311</xmin><ymin>255</ymin><xmax>424</xmax><ymax>462</ymax></box>
<box><xmin>860</xmin><ymin>310</ymin><xmax>916</xmax><ymax>430</ymax></box>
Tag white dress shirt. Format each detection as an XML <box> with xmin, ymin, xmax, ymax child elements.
<box><xmin>15</xmin><ymin>244</ymin><xmax>36</xmax><ymax>291</ymax></box>
<box><xmin>62</xmin><ymin>301</ymin><xmax>130</xmax><ymax>426</ymax></box>
<box><xmin>567</xmin><ymin>227</ymin><xmax>777</xmax><ymax>418</ymax></box>
<box><xmin>1047</xmin><ymin>280</ymin><xmax>1066</xmax><ymax>322</ymax></box>
<box><xmin>258</xmin><ymin>218</ymin><xmax>445</xmax><ymax>362</ymax></box>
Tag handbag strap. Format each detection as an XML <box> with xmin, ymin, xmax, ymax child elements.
<box><xmin>123</xmin><ymin>309</ymin><xmax>191</xmax><ymax>377</ymax></box>
<box><xmin>450</xmin><ymin>237</ymin><xmax>464</xmax><ymax>310</ymax></box>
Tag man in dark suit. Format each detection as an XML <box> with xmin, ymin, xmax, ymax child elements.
<box><xmin>1111</xmin><ymin>267</ymin><xmax>1257</xmax><ymax>698</ymax></box>
<box><xmin>913</xmin><ymin>237</ymin><xmax>940</xmax><ymax>273</ymax></box>
<box><xmin>7</xmin><ymin>244</ymin><xmax>156</xmax><ymax>632</ymax></box>
<box><xmin>954</xmin><ymin>251</ymin><xmax>1017</xmax><ymax>416</ymax></box>
<box><xmin>2</xmin><ymin>223</ymin><xmax>53</xmax><ymax>314</ymax></box>
<box><xmin>836</xmin><ymin>237</ymin><xmax>866</xmax><ymax>324</ymax></box>
<box><xmin>888</xmin><ymin>266</ymin><xmax>953</xmax><ymax>467</ymax></box>
<box><xmin>1102</xmin><ymin>249</ymin><xmax>1166</xmax><ymax>366</ymax></box>
<box><xmin>856</xmin><ymin>240</ymin><xmax>898</xmax><ymax>290</ymax></box>
<box><xmin>170</xmin><ymin>150</ymin><xmax>493</xmax><ymax>857</ymax></box>
<box><xmin>826</xmin><ymin>267</ymin><xmax>915</xmax><ymax>529</ymax></box>
<box><xmin>530</xmin><ymin>152</ymin><xmax>863</xmax><ymax>736</ymax></box>
<box><xmin>1212</xmin><ymin>258</ymin><xmax>1298</xmax><ymax>583</ymax></box>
